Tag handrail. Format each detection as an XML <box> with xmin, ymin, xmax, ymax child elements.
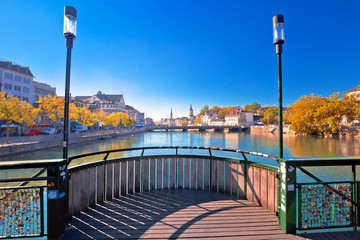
<box><xmin>67</xmin><ymin>146</ymin><xmax>278</xmax><ymax>166</ymax></box>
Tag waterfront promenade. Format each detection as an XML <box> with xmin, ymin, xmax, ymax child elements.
<box><xmin>0</xmin><ymin>128</ymin><xmax>147</xmax><ymax>157</ymax></box>
<box><xmin>62</xmin><ymin>189</ymin><xmax>359</xmax><ymax>239</ymax></box>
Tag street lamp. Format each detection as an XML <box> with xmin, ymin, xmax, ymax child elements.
<box><xmin>63</xmin><ymin>6</ymin><xmax>77</xmax><ymax>159</ymax></box>
<box><xmin>273</xmin><ymin>14</ymin><xmax>284</xmax><ymax>159</ymax></box>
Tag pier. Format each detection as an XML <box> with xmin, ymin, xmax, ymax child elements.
<box><xmin>1</xmin><ymin>146</ymin><xmax>360</xmax><ymax>239</ymax></box>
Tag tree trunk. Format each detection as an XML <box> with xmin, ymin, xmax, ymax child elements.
<box><xmin>6</xmin><ymin>121</ymin><xmax>10</xmax><ymax>144</ymax></box>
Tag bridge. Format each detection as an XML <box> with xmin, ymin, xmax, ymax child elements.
<box><xmin>147</xmin><ymin>125</ymin><xmax>248</xmax><ymax>132</ymax></box>
<box><xmin>1</xmin><ymin>146</ymin><xmax>360</xmax><ymax>239</ymax></box>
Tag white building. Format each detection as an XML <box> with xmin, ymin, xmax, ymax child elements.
<box><xmin>0</xmin><ymin>60</ymin><xmax>34</xmax><ymax>104</ymax></box>
<box><xmin>75</xmin><ymin>91</ymin><xmax>126</xmax><ymax>114</ymax></box>
<box><xmin>210</xmin><ymin>118</ymin><xmax>225</xmax><ymax>126</ymax></box>
<box><xmin>201</xmin><ymin>111</ymin><xmax>218</xmax><ymax>126</ymax></box>
<box><xmin>225</xmin><ymin>106</ymin><xmax>254</xmax><ymax>126</ymax></box>
<box><xmin>33</xmin><ymin>81</ymin><xmax>56</xmax><ymax>105</ymax></box>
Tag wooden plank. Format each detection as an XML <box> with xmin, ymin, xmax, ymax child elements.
<box><xmin>80</xmin><ymin>168</ymin><xmax>89</xmax><ymax>211</ymax></box>
<box><xmin>238</xmin><ymin>164</ymin><xmax>245</xmax><ymax>198</ymax></box>
<box><xmin>150</xmin><ymin>158</ymin><xmax>156</xmax><ymax>190</ymax></box>
<box><xmin>156</xmin><ymin>158</ymin><xmax>162</xmax><ymax>190</ymax></box>
<box><xmin>190</xmin><ymin>157</ymin><xmax>196</xmax><ymax>189</ymax></box>
<box><xmin>96</xmin><ymin>165</ymin><xmax>104</xmax><ymax>203</ymax></box>
<box><xmin>268</xmin><ymin>170</ymin><xmax>276</xmax><ymax>213</ymax></box>
<box><xmin>120</xmin><ymin>161</ymin><xmax>127</xmax><ymax>195</ymax></box>
<box><xmin>225</xmin><ymin>161</ymin><xmax>231</xmax><ymax>194</ymax></box>
<box><xmin>163</xmin><ymin>157</ymin><xmax>169</xmax><ymax>189</ymax></box>
<box><xmin>113</xmin><ymin>162</ymin><xmax>120</xmax><ymax>198</ymax></box>
<box><xmin>253</xmin><ymin>167</ymin><xmax>261</xmax><ymax>205</ymax></box>
<box><xmin>203</xmin><ymin>158</ymin><xmax>210</xmax><ymax>191</ymax></box>
<box><xmin>169</xmin><ymin>157</ymin><xmax>175</xmax><ymax>188</ymax></box>
<box><xmin>185</xmin><ymin>158</ymin><xmax>190</xmax><ymax>188</ymax></box>
<box><xmin>135</xmin><ymin>160</ymin><xmax>141</xmax><ymax>192</ymax></box>
<box><xmin>178</xmin><ymin>157</ymin><xmax>184</xmax><ymax>188</ymax></box>
<box><xmin>68</xmin><ymin>172</ymin><xmax>74</xmax><ymax>216</ymax></box>
<box><xmin>197</xmin><ymin>158</ymin><xmax>203</xmax><ymax>190</ymax></box>
<box><xmin>88</xmin><ymin>167</ymin><xmax>96</xmax><ymax>207</ymax></box>
<box><xmin>73</xmin><ymin>171</ymin><xmax>81</xmax><ymax>215</ymax></box>
<box><xmin>218</xmin><ymin>160</ymin><xmax>224</xmax><ymax>193</ymax></box>
<box><xmin>231</xmin><ymin>162</ymin><xmax>237</xmax><ymax>196</ymax></box>
<box><xmin>128</xmin><ymin>160</ymin><xmax>134</xmax><ymax>194</ymax></box>
<box><xmin>275</xmin><ymin>175</ymin><xmax>278</xmax><ymax>213</ymax></box>
<box><xmin>211</xmin><ymin>159</ymin><xmax>217</xmax><ymax>191</ymax></box>
<box><xmin>247</xmin><ymin>166</ymin><xmax>254</xmax><ymax>202</ymax></box>
<box><xmin>106</xmin><ymin>163</ymin><xmax>113</xmax><ymax>200</ymax></box>
<box><xmin>260</xmin><ymin>168</ymin><xmax>268</xmax><ymax>209</ymax></box>
<box><xmin>142</xmin><ymin>159</ymin><xmax>149</xmax><ymax>191</ymax></box>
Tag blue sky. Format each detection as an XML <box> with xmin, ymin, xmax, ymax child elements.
<box><xmin>1</xmin><ymin>1</ymin><xmax>360</xmax><ymax>120</ymax></box>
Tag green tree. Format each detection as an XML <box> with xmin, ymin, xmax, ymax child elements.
<box><xmin>199</xmin><ymin>105</ymin><xmax>209</xmax><ymax>115</ymax></box>
<box><xmin>0</xmin><ymin>93</ymin><xmax>38</xmax><ymax>143</ymax></box>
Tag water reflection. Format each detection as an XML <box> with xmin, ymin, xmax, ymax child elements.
<box><xmin>1</xmin><ymin>131</ymin><xmax>360</xmax><ymax>181</ymax></box>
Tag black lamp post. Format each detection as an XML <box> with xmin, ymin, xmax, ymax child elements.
<box><xmin>63</xmin><ymin>6</ymin><xmax>77</xmax><ymax>159</ymax></box>
<box><xmin>273</xmin><ymin>14</ymin><xmax>285</xmax><ymax>159</ymax></box>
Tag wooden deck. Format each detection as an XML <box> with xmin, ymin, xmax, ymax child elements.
<box><xmin>61</xmin><ymin>189</ymin><xmax>359</xmax><ymax>239</ymax></box>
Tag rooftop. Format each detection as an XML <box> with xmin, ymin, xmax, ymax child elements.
<box><xmin>0</xmin><ymin>59</ymin><xmax>34</xmax><ymax>77</ymax></box>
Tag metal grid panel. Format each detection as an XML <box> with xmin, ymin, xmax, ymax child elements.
<box><xmin>298</xmin><ymin>182</ymin><xmax>353</xmax><ymax>230</ymax></box>
<box><xmin>0</xmin><ymin>187</ymin><xmax>44</xmax><ymax>238</ymax></box>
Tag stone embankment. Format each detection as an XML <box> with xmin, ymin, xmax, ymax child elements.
<box><xmin>250</xmin><ymin>125</ymin><xmax>294</xmax><ymax>134</ymax></box>
<box><xmin>0</xmin><ymin>128</ymin><xmax>147</xmax><ymax>158</ymax></box>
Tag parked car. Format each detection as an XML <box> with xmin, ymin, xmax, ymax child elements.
<box><xmin>20</xmin><ymin>129</ymin><xmax>41</xmax><ymax>136</ymax></box>
<box><xmin>73</xmin><ymin>125</ymin><xmax>88</xmax><ymax>133</ymax></box>
<box><xmin>40</xmin><ymin>128</ymin><xmax>56</xmax><ymax>135</ymax></box>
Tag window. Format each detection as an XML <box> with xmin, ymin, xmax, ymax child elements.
<box><xmin>5</xmin><ymin>72</ymin><xmax>13</xmax><ymax>80</ymax></box>
<box><xmin>14</xmin><ymin>75</ymin><xmax>22</xmax><ymax>82</ymax></box>
<box><xmin>22</xmin><ymin>97</ymin><xmax>29</xmax><ymax>102</ymax></box>
<box><xmin>23</xmin><ymin>87</ymin><xmax>30</xmax><ymax>93</ymax></box>
<box><xmin>23</xmin><ymin>78</ymin><xmax>30</xmax><ymax>84</ymax></box>
<box><xmin>35</xmin><ymin>95</ymin><xmax>39</xmax><ymax>102</ymax></box>
<box><xmin>14</xmin><ymin>85</ymin><xmax>21</xmax><ymax>92</ymax></box>
<box><xmin>4</xmin><ymin>83</ymin><xmax>12</xmax><ymax>90</ymax></box>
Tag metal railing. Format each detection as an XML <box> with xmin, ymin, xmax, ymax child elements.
<box><xmin>279</xmin><ymin>156</ymin><xmax>360</xmax><ymax>234</ymax></box>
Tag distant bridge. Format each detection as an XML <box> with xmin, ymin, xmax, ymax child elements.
<box><xmin>147</xmin><ymin>125</ymin><xmax>249</xmax><ymax>132</ymax></box>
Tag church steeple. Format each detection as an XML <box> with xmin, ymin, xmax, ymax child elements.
<box><xmin>189</xmin><ymin>104</ymin><xmax>194</xmax><ymax>124</ymax></box>
<box><xmin>170</xmin><ymin>107</ymin><xmax>173</xmax><ymax>119</ymax></box>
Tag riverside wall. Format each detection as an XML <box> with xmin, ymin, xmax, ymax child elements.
<box><xmin>0</xmin><ymin>128</ymin><xmax>148</xmax><ymax>158</ymax></box>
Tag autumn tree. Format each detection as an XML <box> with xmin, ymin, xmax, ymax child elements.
<box><xmin>289</xmin><ymin>93</ymin><xmax>360</xmax><ymax>135</ymax></box>
<box><xmin>181</xmin><ymin>120</ymin><xmax>188</xmax><ymax>126</ymax></box>
<box><xmin>243</xmin><ymin>102</ymin><xmax>261</xmax><ymax>112</ymax></box>
<box><xmin>194</xmin><ymin>117</ymin><xmax>201</xmax><ymax>126</ymax></box>
<box><xmin>210</xmin><ymin>105</ymin><xmax>220</xmax><ymax>114</ymax></box>
<box><xmin>38</xmin><ymin>95</ymin><xmax>76</xmax><ymax>136</ymax></box>
<box><xmin>218</xmin><ymin>106</ymin><xmax>233</xmax><ymax>117</ymax></box>
<box><xmin>74</xmin><ymin>107</ymin><xmax>95</xmax><ymax>132</ymax></box>
<box><xmin>199</xmin><ymin>105</ymin><xmax>209</xmax><ymax>115</ymax></box>
<box><xmin>0</xmin><ymin>93</ymin><xmax>38</xmax><ymax>143</ymax></box>
<box><xmin>261</xmin><ymin>111</ymin><xmax>277</xmax><ymax>125</ymax></box>
<box><xmin>105</xmin><ymin>113</ymin><xmax>121</xmax><ymax>129</ymax></box>
<box><xmin>93</xmin><ymin>110</ymin><xmax>107</xmax><ymax>130</ymax></box>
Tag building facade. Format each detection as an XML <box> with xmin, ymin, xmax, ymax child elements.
<box><xmin>200</xmin><ymin>111</ymin><xmax>218</xmax><ymax>126</ymax></box>
<box><xmin>0</xmin><ymin>60</ymin><xmax>34</xmax><ymax>104</ymax></box>
<box><xmin>75</xmin><ymin>91</ymin><xmax>125</xmax><ymax>114</ymax></box>
<box><xmin>33</xmin><ymin>81</ymin><xmax>56</xmax><ymax>105</ymax></box>
<box><xmin>225</xmin><ymin>106</ymin><xmax>254</xmax><ymax>126</ymax></box>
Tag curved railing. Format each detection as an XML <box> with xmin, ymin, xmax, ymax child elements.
<box><xmin>67</xmin><ymin>146</ymin><xmax>279</xmax><ymax>219</ymax></box>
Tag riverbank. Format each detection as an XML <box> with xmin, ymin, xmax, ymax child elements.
<box><xmin>250</xmin><ymin>125</ymin><xmax>295</xmax><ymax>134</ymax></box>
<box><xmin>0</xmin><ymin>128</ymin><xmax>147</xmax><ymax>158</ymax></box>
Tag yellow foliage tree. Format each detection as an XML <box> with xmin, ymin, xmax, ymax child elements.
<box><xmin>289</xmin><ymin>93</ymin><xmax>360</xmax><ymax>135</ymax></box>
<box><xmin>93</xmin><ymin>110</ymin><xmax>107</xmax><ymax>130</ymax></box>
<box><xmin>0</xmin><ymin>93</ymin><xmax>38</xmax><ymax>143</ymax></box>
<box><xmin>194</xmin><ymin>117</ymin><xmax>201</xmax><ymax>126</ymax></box>
<box><xmin>74</xmin><ymin>106</ymin><xmax>95</xmax><ymax>131</ymax></box>
<box><xmin>105</xmin><ymin>113</ymin><xmax>121</xmax><ymax>129</ymax></box>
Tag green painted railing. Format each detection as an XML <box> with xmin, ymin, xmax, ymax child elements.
<box><xmin>278</xmin><ymin>156</ymin><xmax>360</xmax><ymax>234</ymax></box>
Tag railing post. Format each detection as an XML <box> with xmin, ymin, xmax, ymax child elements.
<box><xmin>242</xmin><ymin>153</ymin><xmax>248</xmax><ymax>199</ymax></box>
<box><xmin>47</xmin><ymin>159</ymin><xmax>68</xmax><ymax>239</ymax></box>
<box><xmin>279</xmin><ymin>160</ymin><xmax>296</xmax><ymax>234</ymax></box>
<box><xmin>352</xmin><ymin>164</ymin><xmax>357</xmax><ymax>230</ymax></box>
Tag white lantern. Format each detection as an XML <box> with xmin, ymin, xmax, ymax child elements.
<box><xmin>64</xmin><ymin>6</ymin><xmax>77</xmax><ymax>38</ymax></box>
<box><xmin>273</xmin><ymin>14</ymin><xmax>284</xmax><ymax>44</ymax></box>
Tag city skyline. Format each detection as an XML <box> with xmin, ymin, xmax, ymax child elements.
<box><xmin>1</xmin><ymin>1</ymin><xmax>360</xmax><ymax>120</ymax></box>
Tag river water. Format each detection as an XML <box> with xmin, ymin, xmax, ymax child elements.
<box><xmin>1</xmin><ymin>131</ymin><xmax>360</xmax><ymax>182</ymax></box>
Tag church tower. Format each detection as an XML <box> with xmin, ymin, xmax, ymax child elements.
<box><xmin>189</xmin><ymin>104</ymin><xmax>195</xmax><ymax>124</ymax></box>
<box><xmin>170</xmin><ymin>107</ymin><xmax>173</xmax><ymax>126</ymax></box>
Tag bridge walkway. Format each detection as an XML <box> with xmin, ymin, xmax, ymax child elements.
<box><xmin>60</xmin><ymin>189</ymin><xmax>351</xmax><ymax>240</ymax></box>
